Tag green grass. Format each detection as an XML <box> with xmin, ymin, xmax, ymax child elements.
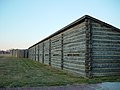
<box><xmin>0</xmin><ymin>56</ymin><xmax>120</xmax><ymax>88</ymax></box>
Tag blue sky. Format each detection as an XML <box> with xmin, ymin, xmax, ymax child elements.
<box><xmin>0</xmin><ymin>0</ymin><xmax>120</xmax><ymax>50</ymax></box>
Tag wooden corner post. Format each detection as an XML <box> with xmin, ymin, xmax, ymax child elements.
<box><xmin>85</xmin><ymin>19</ymin><xmax>92</xmax><ymax>78</ymax></box>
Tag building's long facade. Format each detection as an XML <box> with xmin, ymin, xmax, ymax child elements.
<box><xmin>28</xmin><ymin>15</ymin><xmax>120</xmax><ymax>78</ymax></box>
<box><xmin>10</xmin><ymin>49</ymin><xmax>28</xmax><ymax>58</ymax></box>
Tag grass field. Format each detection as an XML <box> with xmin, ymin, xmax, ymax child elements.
<box><xmin>0</xmin><ymin>56</ymin><xmax>120</xmax><ymax>88</ymax></box>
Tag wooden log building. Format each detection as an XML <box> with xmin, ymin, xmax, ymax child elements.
<box><xmin>10</xmin><ymin>49</ymin><xmax>28</xmax><ymax>58</ymax></box>
<box><xmin>15</xmin><ymin>15</ymin><xmax>120</xmax><ymax>78</ymax></box>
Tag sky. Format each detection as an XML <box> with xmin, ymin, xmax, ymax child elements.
<box><xmin>0</xmin><ymin>0</ymin><xmax>120</xmax><ymax>50</ymax></box>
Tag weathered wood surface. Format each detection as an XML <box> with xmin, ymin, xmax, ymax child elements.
<box><xmin>63</xmin><ymin>23</ymin><xmax>86</xmax><ymax>76</ymax></box>
<box><xmin>28</xmin><ymin>17</ymin><xmax>120</xmax><ymax>78</ymax></box>
<box><xmin>51</xmin><ymin>34</ymin><xmax>62</xmax><ymax>68</ymax></box>
<box><xmin>35</xmin><ymin>45</ymin><xmax>39</xmax><ymax>61</ymax></box>
<box><xmin>44</xmin><ymin>40</ymin><xmax>50</xmax><ymax>65</ymax></box>
<box><xmin>38</xmin><ymin>43</ymin><xmax>44</xmax><ymax>63</ymax></box>
<box><xmin>29</xmin><ymin>47</ymin><xmax>35</xmax><ymax>60</ymax></box>
<box><xmin>91</xmin><ymin>21</ymin><xmax>120</xmax><ymax>76</ymax></box>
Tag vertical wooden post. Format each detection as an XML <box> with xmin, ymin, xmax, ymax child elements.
<box><xmin>38</xmin><ymin>44</ymin><xmax>39</xmax><ymax>62</ymax></box>
<box><xmin>35</xmin><ymin>46</ymin><xmax>36</xmax><ymax>61</ymax></box>
<box><xmin>61</xmin><ymin>34</ymin><xmax>64</xmax><ymax>70</ymax></box>
<box><xmin>42</xmin><ymin>43</ymin><xmax>44</xmax><ymax>63</ymax></box>
<box><xmin>23</xmin><ymin>50</ymin><xmax>25</xmax><ymax>58</ymax></box>
<box><xmin>49</xmin><ymin>39</ymin><xmax>51</xmax><ymax>66</ymax></box>
<box><xmin>27</xmin><ymin>49</ymin><xmax>29</xmax><ymax>58</ymax></box>
<box><xmin>85</xmin><ymin>19</ymin><xmax>92</xmax><ymax>78</ymax></box>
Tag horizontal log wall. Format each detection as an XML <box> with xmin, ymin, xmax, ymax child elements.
<box><xmin>51</xmin><ymin>34</ymin><xmax>62</xmax><ymax>68</ymax></box>
<box><xmin>28</xmin><ymin>21</ymin><xmax>91</xmax><ymax>77</ymax></box>
<box><xmin>31</xmin><ymin>48</ymin><xmax>35</xmax><ymax>60</ymax></box>
<box><xmin>12</xmin><ymin>49</ymin><xmax>18</xmax><ymax>57</ymax></box>
<box><xmin>28</xmin><ymin>48</ymin><xmax>32</xmax><ymax>59</ymax></box>
<box><xmin>38</xmin><ymin>43</ymin><xmax>44</xmax><ymax>63</ymax></box>
<box><xmin>35</xmin><ymin>45</ymin><xmax>39</xmax><ymax>61</ymax></box>
<box><xmin>24</xmin><ymin>49</ymin><xmax>28</xmax><ymax>58</ymax></box>
<box><xmin>28</xmin><ymin>16</ymin><xmax>120</xmax><ymax>78</ymax></box>
<box><xmin>44</xmin><ymin>40</ymin><xmax>50</xmax><ymax>65</ymax></box>
<box><xmin>18</xmin><ymin>50</ymin><xmax>25</xmax><ymax>58</ymax></box>
<box><xmin>91</xmin><ymin>21</ymin><xmax>120</xmax><ymax>76</ymax></box>
<box><xmin>11</xmin><ymin>49</ymin><xmax>28</xmax><ymax>58</ymax></box>
<box><xmin>63</xmin><ymin>22</ymin><xmax>86</xmax><ymax>76</ymax></box>
<box><xmin>33</xmin><ymin>47</ymin><xmax>36</xmax><ymax>61</ymax></box>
